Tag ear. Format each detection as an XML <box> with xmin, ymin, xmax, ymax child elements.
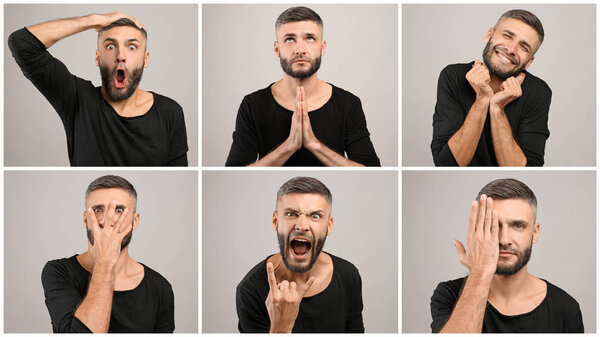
<box><xmin>321</xmin><ymin>39</ymin><xmax>327</xmax><ymax>56</ymax></box>
<box><xmin>144</xmin><ymin>51</ymin><xmax>150</xmax><ymax>68</ymax></box>
<box><xmin>484</xmin><ymin>27</ymin><xmax>494</xmax><ymax>43</ymax></box>
<box><xmin>83</xmin><ymin>210</ymin><xmax>89</xmax><ymax>229</ymax></box>
<box><xmin>95</xmin><ymin>50</ymin><xmax>99</xmax><ymax>66</ymax></box>
<box><xmin>273</xmin><ymin>40</ymin><xmax>280</xmax><ymax>58</ymax></box>
<box><xmin>532</xmin><ymin>222</ymin><xmax>540</xmax><ymax>243</ymax></box>
<box><xmin>523</xmin><ymin>55</ymin><xmax>535</xmax><ymax>70</ymax></box>
<box><xmin>272</xmin><ymin>211</ymin><xmax>278</xmax><ymax>231</ymax></box>
<box><xmin>327</xmin><ymin>216</ymin><xmax>333</xmax><ymax>236</ymax></box>
<box><xmin>132</xmin><ymin>212</ymin><xmax>140</xmax><ymax>230</ymax></box>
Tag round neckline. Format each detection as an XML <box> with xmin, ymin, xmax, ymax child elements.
<box><xmin>486</xmin><ymin>279</ymin><xmax>549</xmax><ymax>318</ymax></box>
<box><xmin>97</xmin><ymin>87</ymin><xmax>156</xmax><ymax>120</ymax></box>
<box><xmin>73</xmin><ymin>254</ymin><xmax>146</xmax><ymax>293</ymax></box>
<box><xmin>268</xmin><ymin>83</ymin><xmax>334</xmax><ymax>113</ymax></box>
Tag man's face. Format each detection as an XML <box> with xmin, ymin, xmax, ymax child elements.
<box><xmin>272</xmin><ymin>193</ymin><xmax>333</xmax><ymax>273</ymax></box>
<box><xmin>96</xmin><ymin>26</ymin><xmax>149</xmax><ymax>101</ymax></box>
<box><xmin>493</xmin><ymin>198</ymin><xmax>539</xmax><ymax>275</ymax></box>
<box><xmin>84</xmin><ymin>188</ymin><xmax>139</xmax><ymax>250</ymax></box>
<box><xmin>274</xmin><ymin>21</ymin><xmax>326</xmax><ymax>79</ymax></box>
<box><xmin>482</xmin><ymin>18</ymin><xmax>539</xmax><ymax>79</ymax></box>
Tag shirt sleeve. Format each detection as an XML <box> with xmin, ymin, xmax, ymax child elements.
<box><xmin>8</xmin><ymin>27</ymin><xmax>79</xmax><ymax>132</ymax></box>
<box><xmin>344</xmin><ymin>97</ymin><xmax>381</xmax><ymax>166</ymax></box>
<box><xmin>236</xmin><ymin>283</ymin><xmax>270</xmax><ymax>333</ymax></box>
<box><xmin>41</xmin><ymin>261</ymin><xmax>92</xmax><ymax>333</ymax></box>
<box><xmin>154</xmin><ymin>282</ymin><xmax>175</xmax><ymax>332</ymax></box>
<box><xmin>226</xmin><ymin>97</ymin><xmax>259</xmax><ymax>166</ymax></box>
<box><xmin>514</xmin><ymin>81</ymin><xmax>551</xmax><ymax>166</ymax></box>
<box><xmin>566</xmin><ymin>300</ymin><xmax>584</xmax><ymax>333</ymax></box>
<box><xmin>430</xmin><ymin>281</ymin><xmax>461</xmax><ymax>333</ymax></box>
<box><xmin>167</xmin><ymin>102</ymin><xmax>189</xmax><ymax>166</ymax></box>
<box><xmin>431</xmin><ymin>66</ymin><xmax>464</xmax><ymax>166</ymax></box>
<box><xmin>345</xmin><ymin>268</ymin><xmax>365</xmax><ymax>332</ymax></box>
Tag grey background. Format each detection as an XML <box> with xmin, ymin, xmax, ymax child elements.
<box><xmin>402</xmin><ymin>171</ymin><xmax>596</xmax><ymax>332</ymax></box>
<box><xmin>403</xmin><ymin>4</ymin><xmax>596</xmax><ymax>166</ymax></box>
<box><xmin>4</xmin><ymin>4</ymin><xmax>198</xmax><ymax>166</ymax></box>
<box><xmin>4</xmin><ymin>171</ymin><xmax>198</xmax><ymax>333</ymax></box>
<box><xmin>203</xmin><ymin>4</ymin><xmax>398</xmax><ymax>167</ymax></box>
<box><xmin>202</xmin><ymin>170</ymin><xmax>398</xmax><ymax>332</ymax></box>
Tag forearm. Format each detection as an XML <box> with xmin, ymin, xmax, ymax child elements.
<box><xmin>447</xmin><ymin>97</ymin><xmax>490</xmax><ymax>166</ymax></box>
<box><xmin>27</xmin><ymin>14</ymin><xmax>101</xmax><ymax>48</ymax></box>
<box><xmin>489</xmin><ymin>107</ymin><xmax>527</xmax><ymax>166</ymax></box>
<box><xmin>74</xmin><ymin>262</ymin><xmax>115</xmax><ymax>333</ymax></box>
<box><xmin>440</xmin><ymin>269</ymin><xmax>494</xmax><ymax>333</ymax></box>
<box><xmin>249</xmin><ymin>140</ymin><xmax>296</xmax><ymax>167</ymax></box>
<box><xmin>306</xmin><ymin>141</ymin><xmax>364</xmax><ymax>167</ymax></box>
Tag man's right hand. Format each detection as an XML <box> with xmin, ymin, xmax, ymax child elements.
<box><xmin>452</xmin><ymin>194</ymin><xmax>499</xmax><ymax>274</ymax></box>
<box><xmin>465</xmin><ymin>60</ymin><xmax>494</xmax><ymax>100</ymax></box>
<box><xmin>91</xmin><ymin>12</ymin><xmax>144</xmax><ymax>32</ymax></box>
<box><xmin>284</xmin><ymin>87</ymin><xmax>304</xmax><ymax>153</ymax></box>
<box><xmin>265</xmin><ymin>262</ymin><xmax>315</xmax><ymax>333</ymax></box>
<box><xmin>85</xmin><ymin>201</ymin><xmax>132</xmax><ymax>268</ymax></box>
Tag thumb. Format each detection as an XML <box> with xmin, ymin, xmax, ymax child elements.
<box><xmin>473</xmin><ymin>59</ymin><xmax>481</xmax><ymax>67</ymax></box>
<box><xmin>517</xmin><ymin>72</ymin><xmax>526</xmax><ymax>85</ymax></box>
<box><xmin>452</xmin><ymin>239</ymin><xmax>466</xmax><ymax>261</ymax></box>
<box><xmin>301</xmin><ymin>276</ymin><xmax>316</xmax><ymax>295</ymax></box>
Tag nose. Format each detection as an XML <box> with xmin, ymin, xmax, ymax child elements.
<box><xmin>498</xmin><ymin>224</ymin><xmax>511</xmax><ymax>246</ymax></box>
<box><xmin>295</xmin><ymin>214</ymin><xmax>310</xmax><ymax>231</ymax></box>
<box><xmin>116</xmin><ymin>47</ymin><xmax>126</xmax><ymax>64</ymax></box>
<box><xmin>294</xmin><ymin>41</ymin><xmax>306</xmax><ymax>56</ymax></box>
<box><xmin>505</xmin><ymin>40</ymin><xmax>518</xmax><ymax>54</ymax></box>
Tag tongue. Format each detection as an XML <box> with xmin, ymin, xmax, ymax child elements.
<box><xmin>292</xmin><ymin>241</ymin><xmax>310</xmax><ymax>255</ymax></box>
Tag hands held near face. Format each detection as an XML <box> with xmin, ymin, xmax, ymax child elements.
<box><xmin>466</xmin><ymin>60</ymin><xmax>525</xmax><ymax>112</ymax></box>
<box><xmin>265</xmin><ymin>262</ymin><xmax>315</xmax><ymax>333</ymax></box>
<box><xmin>85</xmin><ymin>201</ymin><xmax>132</xmax><ymax>268</ymax></box>
<box><xmin>286</xmin><ymin>86</ymin><xmax>320</xmax><ymax>153</ymax></box>
<box><xmin>453</xmin><ymin>195</ymin><xmax>499</xmax><ymax>275</ymax></box>
<box><xmin>92</xmin><ymin>12</ymin><xmax>145</xmax><ymax>31</ymax></box>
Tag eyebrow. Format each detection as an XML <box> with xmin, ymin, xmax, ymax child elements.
<box><xmin>283</xmin><ymin>208</ymin><xmax>325</xmax><ymax>215</ymax></box>
<box><xmin>91</xmin><ymin>203</ymin><xmax>127</xmax><ymax>210</ymax></box>
<box><xmin>501</xmin><ymin>29</ymin><xmax>533</xmax><ymax>51</ymax></box>
<box><xmin>102</xmin><ymin>37</ymin><xmax>141</xmax><ymax>44</ymax></box>
<box><xmin>501</xmin><ymin>219</ymin><xmax>530</xmax><ymax>227</ymax></box>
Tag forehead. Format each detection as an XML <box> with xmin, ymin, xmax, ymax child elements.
<box><xmin>276</xmin><ymin>192</ymin><xmax>330</xmax><ymax>211</ymax></box>
<box><xmin>98</xmin><ymin>26</ymin><xmax>146</xmax><ymax>45</ymax></box>
<box><xmin>276</xmin><ymin>20</ymin><xmax>322</xmax><ymax>39</ymax></box>
<box><xmin>494</xmin><ymin>18</ymin><xmax>540</xmax><ymax>48</ymax></box>
<box><xmin>492</xmin><ymin>198</ymin><xmax>536</xmax><ymax>224</ymax></box>
<box><xmin>85</xmin><ymin>188</ymin><xmax>135</xmax><ymax>207</ymax></box>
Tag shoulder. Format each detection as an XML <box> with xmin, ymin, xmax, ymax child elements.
<box><xmin>141</xmin><ymin>263</ymin><xmax>173</xmax><ymax>292</ymax></box>
<box><xmin>440</xmin><ymin>63</ymin><xmax>472</xmax><ymax>77</ymax></box>
<box><xmin>329</xmin><ymin>84</ymin><xmax>361</xmax><ymax>105</ymax></box>
<box><xmin>329</xmin><ymin>253</ymin><xmax>361</xmax><ymax>281</ymax></box>
<box><xmin>544</xmin><ymin>280</ymin><xmax>581</xmax><ymax>309</ymax></box>
<box><xmin>237</xmin><ymin>257</ymin><xmax>269</xmax><ymax>293</ymax></box>
<box><xmin>150</xmin><ymin>92</ymin><xmax>184</xmax><ymax>115</ymax></box>
<box><xmin>41</xmin><ymin>255</ymin><xmax>83</xmax><ymax>284</ymax></box>
<box><xmin>241</xmin><ymin>85</ymin><xmax>274</xmax><ymax>105</ymax></box>
<box><xmin>432</xmin><ymin>276</ymin><xmax>466</xmax><ymax>299</ymax></box>
<box><xmin>522</xmin><ymin>71</ymin><xmax>552</xmax><ymax>97</ymax></box>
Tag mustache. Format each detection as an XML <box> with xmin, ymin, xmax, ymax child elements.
<box><xmin>289</xmin><ymin>54</ymin><xmax>313</xmax><ymax>63</ymax></box>
<box><xmin>498</xmin><ymin>244</ymin><xmax>519</xmax><ymax>254</ymax></box>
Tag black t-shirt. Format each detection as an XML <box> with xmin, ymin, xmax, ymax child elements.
<box><xmin>225</xmin><ymin>84</ymin><xmax>380</xmax><ymax>166</ymax></box>
<box><xmin>430</xmin><ymin>277</ymin><xmax>584</xmax><ymax>333</ymax></box>
<box><xmin>8</xmin><ymin>28</ymin><xmax>188</xmax><ymax>166</ymax></box>
<box><xmin>236</xmin><ymin>253</ymin><xmax>364</xmax><ymax>333</ymax></box>
<box><xmin>431</xmin><ymin>62</ymin><xmax>551</xmax><ymax>166</ymax></box>
<box><xmin>41</xmin><ymin>255</ymin><xmax>175</xmax><ymax>333</ymax></box>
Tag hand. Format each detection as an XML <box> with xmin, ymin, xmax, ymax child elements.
<box><xmin>298</xmin><ymin>86</ymin><xmax>320</xmax><ymax>151</ymax></box>
<box><xmin>490</xmin><ymin>73</ymin><xmax>526</xmax><ymax>112</ymax></box>
<box><xmin>453</xmin><ymin>195</ymin><xmax>499</xmax><ymax>274</ymax></box>
<box><xmin>265</xmin><ymin>262</ymin><xmax>315</xmax><ymax>333</ymax></box>
<box><xmin>92</xmin><ymin>12</ymin><xmax>145</xmax><ymax>31</ymax></box>
<box><xmin>85</xmin><ymin>201</ymin><xmax>132</xmax><ymax>267</ymax></box>
<box><xmin>465</xmin><ymin>60</ymin><xmax>494</xmax><ymax>99</ymax></box>
<box><xmin>285</xmin><ymin>87</ymin><xmax>304</xmax><ymax>152</ymax></box>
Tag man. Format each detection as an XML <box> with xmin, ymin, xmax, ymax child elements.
<box><xmin>41</xmin><ymin>175</ymin><xmax>174</xmax><ymax>332</ymax></box>
<box><xmin>236</xmin><ymin>177</ymin><xmax>364</xmax><ymax>332</ymax></box>
<box><xmin>431</xmin><ymin>10</ymin><xmax>551</xmax><ymax>166</ymax></box>
<box><xmin>430</xmin><ymin>178</ymin><xmax>583</xmax><ymax>332</ymax></box>
<box><xmin>8</xmin><ymin>12</ymin><xmax>188</xmax><ymax>166</ymax></box>
<box><xmin>225</xmin><ymin>6</ymin><xmax>380</xmax><ymax>166</ymax></box>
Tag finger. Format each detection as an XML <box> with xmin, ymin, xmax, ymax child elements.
<box><xmin>290</xmin><ymin>281</ymin><xmax>297</xmax><ymax>295</ymax></box>
<box><xmin>117</xmin><ymin>210</ymin><xmax>133</xmax><ymax>237</ymax></box>
<box><xmin>266</xmin><ymin>262</ymin><xmax>278</xmax><ymax>292</ymax></box>
<box><xmin>452</xmin><ymin>239</ymin><xmax>466</xmax><ymax>262</ymax></box>
<box><xmin>105</xmin><ymin>201</ymin><xmax>117</xmax><ymax>229</ymax></box>
<box><xmin>115</xmin><ymin>208</ymin><xmax>130</xmax><ymax>234</ymax></box>
<box><xmin>476</xmin><ymin>194</ymin><xmax>487</xmax><ymax>235</ymax></box>
<box><xmin>299</xmin><ymin>86</ymin><xmax>305</xmax><ymax>102</ymax></box>
<box><xmin>281</xmin><ymin>280</ymin><xmax>289</xmax><ymax>293</ymax></box>
<box><xmin>467</xmin><ymin>200</ymin><xmax>478</xmax><ymax>238</ymax></box>
<box><xmin>86</xmin><ymin>207</ymin><xmax>100</xmax><ymax>233</ymax></box>
<box><xmin>473</xmin><ymin>59</ymin><xmax>481</xmax><ymax>67</ymax></box>
<box><xmin>517</xmin><ymin>72</ymin><xmax>526</xmax><ymax>85</ymax></box>
<box><xmin>491</xmin><ymin>209</ymin><xmax>499</xmax><ymax>243</ymax></box>
<box><xmin>484</xmin><ymin>197</ymin><xmax>493</xmax><ymax>236</ymax></box>
<box><xmin>301</xmin><ymin>276</ymin><xmax>316</xmax><ymax>295</ymax></box>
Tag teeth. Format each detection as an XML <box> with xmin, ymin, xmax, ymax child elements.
<box><xmin>293</xmin><ymin>238</ymin><xmax>309</xmax><ymax>242</ymax></box>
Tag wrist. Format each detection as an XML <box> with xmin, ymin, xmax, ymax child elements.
<box><xmin>469</xmin><ymin>265</ymin><xmax>496</xmax><ymax>279</ymax></box>
<box><xmin>305</xmin><ymin>139</ymin><xmax>321</xmax><ymax>153</ymax></box>
<box><xmin>269</xmin><ymin>322</ymin><xmax>294</xmax><ymax>333</ymax></box>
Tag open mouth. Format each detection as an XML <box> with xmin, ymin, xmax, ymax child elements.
<box><xmin>290</xmin><ymin>237</ymin><xmax>312</xmax><ymax>259</ymax></box>
<box><xmin>115</xmin><ymin>69</ymin><xmax>127</xmax><ymax>89</ymax></box>
<box><xmin>494</xmin><ymin>49</ymin><xmax>516</xmax><ymax>66</ymax></box>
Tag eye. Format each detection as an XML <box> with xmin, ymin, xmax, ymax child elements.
<box><xmin>116</xmin><ymin>208</ymin><xmax>124</xmax><ymax>214</ymax></box>
<box><xmin>106</xmin><ymin>44</ymin><xmax>115</xmax><ymax>50</ymax></box>
<box><xmin>128</xmin><ymin>45</ymin><xmax>137</xmax><ymax>51</ymax></box>
<box><xmin>311</xmin><ymin>214</ymin><xmax>321</xmax><ymax>219</ymax></box>
<box><xmin>93</xmin><ymin>207</ymin><xmax>103</xmax><ymax>214</ymax></box>
<box><xmin>285</xmin><ymin>37</ymin><xmax>295</xmax><ymax>43</ymax></box>
<box><xmin>285</xmin><ymin>211</ymin><xmax>297</xmax><ymax>217</ymax></box>
<box><xmin>307</xmin><ymin>36</ymin><xmax>315</xmax><ymax>42</ymax></box>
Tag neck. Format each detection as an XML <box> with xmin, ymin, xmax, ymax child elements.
<box><xmin>100</xmin><ymin>86</ymin><xmax>142</xmax><ymax>115</ymax></box>
<box><xmin>280</xmin><ymin>72</ymin><xmax>323</xmax><ymax>98</ymax></box>
<box><xmin>490</xmin><ymin>266</ymin><xmax>532</xmax><ymax>300</ymax></box>
<box><xmin>273</xmin><ymin>252</ymin><xmax>326</xmax><ymax>283</ymax></box>
<box><xmin>79</xmin><ymin>247</ymin><xmax>135</xmax><ymax>278</ymax></box>
<box><xmin>489</xmin><ymin>72</ymin><xmax>504</xmax><ymax>93</ymax></box>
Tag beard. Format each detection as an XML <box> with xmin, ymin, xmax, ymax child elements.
<box><xmin>277</xmin><ymin>226</ymin><xmax>326</xmax><ymax>273</ymax></box>
<box><xmin>279</xmin><ymin>53</ymin><xmax>322</xmax><ymax>79</ymax></box>
<box><xmin>482</xmin><ymin>41</ymin><xmax>529</xmax><ymax>79</ymax></box>
<box><xmin>87</xmin><ymin>224</ymin><xmax>133</xmax><ymax>251</ymax></box>
<box><xmin>495</xmin><ymin>240</ymin><xmax>532</xmax><ymax>275</ymax></box>
<box><xmin>99</xmin><ymin>63</ymin><xmax>144</xmax><ymax>101</ymax></box>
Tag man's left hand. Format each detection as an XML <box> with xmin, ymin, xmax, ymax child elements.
<box><xmin>298</xmin><ymin>86</ymin><xmax>320</xmax><ymax>151</ymax></box>
<box><xmin>490</xmin><ymin>73</ymin><xmax>526</xmax><ymax>112</ymax></box>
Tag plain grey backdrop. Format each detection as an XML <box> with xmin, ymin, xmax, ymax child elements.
<box><xmin>202</xmin><ymin>170</ymin><xmax>398</xmax><ymax>332</ymax></box>
<box><xmin>203</xmin><ymin>4</ymin><xmax>398</xmax><ymax>166</ymax></box>
<box><xmin>4</xmin><ymin>171</ymin><xmax>198</xmax><ymax>333</ymax></box>
<box><xmin>4</xmin><ymin>4</ymin><xmax>198</xmax><ymax>166</ymax></box>
<box><xmin>402</xmin><ymin>171</ymin><xmax>596</xmax><ymax>332</ymax></box>
<box><xmin>403</xmin><ymin>4</ymin><xmax>596</xmax><ymax>166</ymax></box>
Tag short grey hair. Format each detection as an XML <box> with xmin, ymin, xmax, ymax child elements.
<box><xmin>276</xmin><ymin>176</ymin><xmax>332</xmax><ymax>206</ymax></box>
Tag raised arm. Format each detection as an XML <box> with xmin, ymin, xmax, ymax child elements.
<box><xmin>439</xmin><ymin>195</ymin><xmax>499</xmax><ymax>333</ymax></box>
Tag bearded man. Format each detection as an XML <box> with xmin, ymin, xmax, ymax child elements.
<box><xmin>225</xmin><ymin>6</ymin><xmax>380</xmax><ymax>166</ymax></box>
<box><xmin>430</xmin><ymin>178</ymin><xmax>583</xmax><ymax>333</ymax></box>
<box><xmin>236</xmin><ymin>176</ymin><xmax>364</xmax><ymax>332</ymax></box>
<box><xmin>41</xmin><ymin>175</ymin><xmax>174</xmax><ymax>332</ymax></box>
<box><xmin>8</xmin><ymin>13</ymin><xmax>188</xmax><ymax>166</ymax></box>
<box><xmin>431</xmin><ymin>9</ymin><xmax>551</xmax><ymax>166</ymax></box>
